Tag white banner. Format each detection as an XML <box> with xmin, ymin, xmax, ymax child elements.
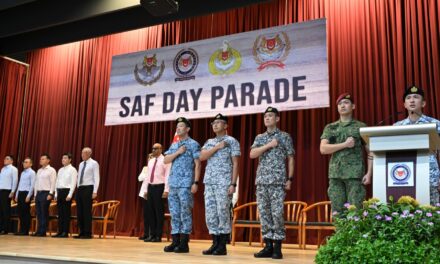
<box><xmin>105</xmin><ymin>19</ymin><xmax>329</xmax><ymax>125</ymax></box>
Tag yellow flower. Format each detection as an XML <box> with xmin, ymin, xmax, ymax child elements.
<box><xmin>420</xmin><ymin>205</ymin><xmax>436</xmax><ymax>210</ymax></box>
<box><xmin>348</xmin><ymin>205</ymin><xmax>357</xmax><ymax>211</ymax></box>
<box><xmin>397</xmin><ymin>196</ymin><xmax>419</xmax><ymax>207</ymax></box>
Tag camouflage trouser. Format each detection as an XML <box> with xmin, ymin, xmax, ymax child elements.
<box><xmin>430</xmin><ymin>185</ymin><xmax>440</xmax><ymax>205</ymax></box>
<box><xmin>168</xmin><ymin>187</ymin><xmax>193</xmax><ymax>234</ymax></box>
<box><xmin>256</xmin><ymin>185</ymin><xmax>286</xmax><ymax>240</ymax></box>
<box><xmin>204</xmin><ymin>184</ymin><xmax>232</xmax><ymax>235</ymax></box>
<box><xmin>328</xmin><ymin>178</ymin><xmax>365</xmax><ymax>212</ymax></box>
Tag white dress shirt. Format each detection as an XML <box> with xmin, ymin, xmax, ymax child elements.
<box><xmin>34</xmin><ymin>165</ymin><xmax>57</xmax><ymax>195</ymax></box>
<box><xmin>138</xmin><ymin>166</ymin><xmax>148</xmax><ymax>198</ymax></box>
<box><xmin>56</xmin><ymin>164</ymin><xmax>78</xmax><ymax>199</ymax></box>
<box><xmin>77</xmin><ymin>158</ymin><xmax>100</xmax><ymax>193</ymax></box>
<box><xmin>15</xmin><ymin>168</ymin><xmax>36</xmax><ymax>200</ymax></box>
<box><xmin>0</xmin><ymin>164</ymin><xmax>18</xmax><ymax>194</ymax></box>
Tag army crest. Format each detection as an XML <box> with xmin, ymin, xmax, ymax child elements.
<box><xmin>208</xmin><ymin>40</ymin><xmax>242</xmax><ymax>76</ymax></box>
<box><xmin>253</xmin><ymin>32</ymin><xmax>291</xmax><ymax>71</ymax></box>
<box><xmin>173</xmin><ymin>48</ymin><xmax>198</xmax><ymax>81</ymax></box>
<box><xmin>134</xmin><ymin>54</ymin><xmax>165</xmax><ymax>86</ymax></box>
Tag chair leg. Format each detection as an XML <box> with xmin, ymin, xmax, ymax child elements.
<box><xmin>231</xmin><ymin>226</ymin><xmax>236</xmax><ymax>246</ymax></box>
<box><xmin>302</xmin><ymin>228</ymin><xmax>306</xmax><ymax>249</ymax></box>
<box><xmin>113</xmin><ymin>222</ymin><xmax>116</xmax><ymax>239</ymax></box>
<box><xmin>249</xmin><ymin>228</ymin><xmax>253</xmax><ymax>246</ymax></box>
<box><xmin>260</xmin><ymin>230</ymin><xmax>263</xmax><ymax>247</ymax></box>
<box><xmin>317</xmin><ymin>230</ymin><xmax>321</xmax><ymax>248</ymax></box>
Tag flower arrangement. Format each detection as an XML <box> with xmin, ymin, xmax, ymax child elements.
<box><xmin>315</xmin><ymin>196</ymin><xmax>440</xmax><ymax>263</ymax></box>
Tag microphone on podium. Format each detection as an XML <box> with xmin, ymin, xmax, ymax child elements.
<box><xmin>376</xmin><ymin>111</ymin><xmax>403</xmax><ymax>126</ymax></box>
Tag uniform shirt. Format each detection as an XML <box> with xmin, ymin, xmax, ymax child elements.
<box><xmin>77</xmin><ymin>158</ymin><xmax>100</xmax><ymax>193</ymax></box>
<box><xmin>321</xmin><ymin>119</ymin><xmax>366</xmax><ymax>179</ymax></box>
<box><xmin>394</xmin><ymin>115</ymin><xmax>440</xmax><ymax>186</ymax></box>
<box><xmin>55</xmin><ymin>164</ymin><xmax>78</xmax><ymax>199</ymax></box>
<box><xmin>34</xmin><ymin>165</ymin><xmax>57</xmax><ymax>195</ymax></box>
<box><xmin>15</xmin><ymin>168</ymin><xmax>36</xmax><ymax>200</ymax></box>
<box><xmin>165</xmin><ymin>137</ymin><xmax>201</xmax><ymax>188</ymax></box>
<box><xmin>251</xmin><ymin>128</ymin><xmax>295</xmax><ymax>185</ymax></box>
<box><xmin>0</xmin><ymin>164</ymin><xmax>18</xmax><ymax>193</ymax></box>
<box><xmin>202</xmin><ymin>135</ymin><xmax>241</xmax><ymax>186</ymax></box>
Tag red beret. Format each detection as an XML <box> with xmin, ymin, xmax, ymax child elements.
<box><xmin>336</xmin><ymin>93</ymin><xmax>353</xmax><ymax>104</ymax></box>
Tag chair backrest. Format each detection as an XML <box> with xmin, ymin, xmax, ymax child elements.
<box><xmin>93</xmin><ymin>200</ymin><xmax>121</xmax><ymax>220</ymax></box>
<box><xmin>233</xmin><ymin>201</ymin><xmax>259</xmax><ymax>221</ymax></box>
<box><xmin>284</xmin><ymin>201</ymin><xmax>308</xmax><ymax>222</ymax></box>
<box><xmin>302</xmin><ymin>201</ymin><xmax>333</xmax><ymax>223</ymax></box>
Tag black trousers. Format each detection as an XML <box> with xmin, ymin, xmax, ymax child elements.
<box><xmin>0</xmin><ymin>189</ymin><xmax>12</xmax><ymax>233</ymax></box>
<box><xmin>76</xmin><ymin>185</ymin><xmax>93</xmax><ymax>236</ymax></box>
<box><xmin>36</xmin><ymin>191</ymin><xmax>50</xmax><ymax>234</ymax></box>
<box><xmin>17</xmin><ymin>191</ymin><xmax>31</xmax><ymax>234</ymax></box>
<box><xmin>142</xmin><ymin>197</ymin><xmax>150</xmax><ymax>237</ymax></box>
<box><xmin>56</xmin><ymin>188</ymin><xmax>72</xmax><ymax>234</ymax></box>
<box><xmin>146</xmin><ymin>184</ymin><xmax>165</xmax><ymax>238</ymax></box>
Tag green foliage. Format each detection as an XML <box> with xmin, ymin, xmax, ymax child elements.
<box><xmin>315</xmin><ymin>197</ymin><xmax>440</xmax><ymax>264</ymax></box>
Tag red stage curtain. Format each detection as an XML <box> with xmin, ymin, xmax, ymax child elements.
<box><xmin>4</xmin><ymin>0</ymin><xmax>439</xmax><ymax>241</ymax></box>
<box><xmin>0</xmin><ymin>57</ymin><xmax>28</xmax><ymax>161</ymax></box>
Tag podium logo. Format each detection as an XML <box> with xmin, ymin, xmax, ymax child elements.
<box><xmin>390</xmin><ymin>164</ymin><xmax>411</xmax><ymax>185</ymax></box>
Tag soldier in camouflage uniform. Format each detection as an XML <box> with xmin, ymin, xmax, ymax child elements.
<box><xmin>320</xmin><ymin>93</ymin><xmax>372</xmax><ymax>213</ymax></box>
<box><xmin>394</xmin><ymin>86</ymin><xmax>440</xmax><ymax>205</ymax></box>
<box><xmin>163</xmin><ymin>117</ymin><xmax>201</xmax><ymax>253</ymax></box>
<box><xmin>200</xmin><ymin>113</ymin><xmax>240</xmax><ymax>256</ymax></box>
<box><xmin>250</xmin><ymin>107</ymin><xmax>294</xmax><ymax>260</ymax></box>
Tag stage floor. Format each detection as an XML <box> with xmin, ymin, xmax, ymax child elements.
<box><xmin>0</xmin><ymin>235</ymin><xmax>317</xmax><ymax>263</ymax></box>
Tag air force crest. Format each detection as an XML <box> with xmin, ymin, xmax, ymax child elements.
<box><xmin>134</xmin><ymin>54</ymin><xmax>165</xmax><ymax>86</ymax></box>
<box><xmin>253</xmin><ymin>32</ymin><xmax>291</xmax><ymax>71</ymax></box>
<box><xmin>390</xmin><ymin>164</ymin><xmax>411</xmax><ymax>185</ymax></box>
<box><xmin>208</xmin><ymin>40</ymin><xmax>242</xmax><ymax>76</ymax></box>
<box><xmin>173</xmin><ymin>48</ymin><xmax>198</xmax><ymax>81</ymax></box>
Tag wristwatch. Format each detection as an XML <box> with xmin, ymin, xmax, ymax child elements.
<box><xmin>287</xmin><ymin>177</ymin><xmax>293</xmax><ymax>181</ymax></box>
<box><xmin>193</xmin><ymin>181</ymin><xmax>199</xmax><ymax>185</ymax></box>
<box><xmin>230</xmin><ymin>183</ymin><xmax>237</xmax><ymax>187</ymax></box>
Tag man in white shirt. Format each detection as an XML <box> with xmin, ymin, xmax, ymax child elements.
<box><xmin>74</xmin><ymin>147</ymin><xmax>100</xmax><ymax>239</ymax></box>
<box><xmin>0</xmin><ymin>155</ymin><xmax>18</xmax><ymax>235</ymax></box>
<box><xmin>14</xmin><ymin>157</ymin><xmax>36</xmax><ymax>236</ymax></box>
<box><xmin>138</xmin><ymin>153</ymin><xmax>152</xmax><ymax>240</ymax></box>
<box><xmin>33</xmin><ymin>154</ymin><xmax>56</xmax><ymax>237</ymax></box>
<box><xmin>53</xmin><ymin>153</ymin><xmax>77</xmax><ymax>238</ymax></box>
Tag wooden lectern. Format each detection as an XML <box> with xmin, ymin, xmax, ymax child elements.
<box><xmin>360</xmin><ymin>123</ymin><xmax>440</xmax><ymax>205</ymax></box>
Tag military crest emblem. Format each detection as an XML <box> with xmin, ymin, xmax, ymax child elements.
<box><xmin>208</xmin><ymin>40</ymin><xmax>242</xmax><ymax>76</ymax></box>
<box><xmin>253</xmin><ymin>32</ymin><xmax>291</xmax><ymax>71</ymax></box>
<box><xmin>134</xmin><ymin>54</ymin><xmax>165</xmax><ymax>86</ymax></box>
<box><xmin>173</xmin><ymin>48</ymin><xmax>198</xmax><ymax>81</ymax></box>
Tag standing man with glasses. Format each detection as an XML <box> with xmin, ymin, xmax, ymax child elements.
<box><xmin>0</xmin><ymin>155</ymin><xmax>18</xmax><ymax>235</ymax></box>
<box><xmin>14</xmin><ymin>157</ymin><xmax>36</xmax><ymax>236</ymax></box>
<box><xmin>75</xmin><ymin>147</ymin><xmax>100</xmax><ymax>239</ymax></box>
<box><xmin>138</xmin><ymin>153</ymin><xmax>153</xmax><ymax>241</ymax></box>
<box><xmin>143</xmin><ymin>143</ymin><xmax>170</xmax><ymax>243</ymax></box>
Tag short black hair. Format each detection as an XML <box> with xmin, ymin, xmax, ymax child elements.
<box><xmin>5</xmin><ymin>155</ymin><xmax>15</xmax><ymax>162</ymax></box>
<box><xmin>63</xmin><ymin>152</ymin><xmax>73</xmax><ymax>159</ymax></box>
<box><xmin>23</xmin><ymin>157</ymin><xmax>33</xmax><ymax>164</ymax></box>
<box><xmin>41</xmin><ymin>153</ymin><xmax>51</xmax><ymax>160</ymax></box>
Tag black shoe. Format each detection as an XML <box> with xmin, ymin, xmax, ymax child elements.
<box><xmin>144</xmin><ymin>235</ymin><xmax>154</xmax><ymax>242</ymax></box>
<box><xmin>272</xmin><ymin>240</ymin><xmax>283</xmax><ymax>259</ymax></box>
<box><xmin>138</xmin><ymin>235</ymin><xmax>148</xmax><ymax>240</ymax></box>
<box><xmin>254</xmin><ymin>239</ymin><xmax>273</xmax><ymax>258</ymax></box>
<box><xmin>14</xmin><ymin>232</ymin><xmax>28</xmax><ymax>236</ymax></box>
<box><xmin>52</xmin><ymin>233</ymin><xmax>62</xmax><ymax>238</ymax></box>
<box><xmin>80</xmin><ymin>234</ymin><xmax>93</xmax><ymax>239</ymax></box>
<box><xmin>150</xmin><ymin>236</ymin><xmax>161</xmax><ymax>242</ymax></box>
<box><xmin>203</xmin><ymin>234</ymin><xmax>219</xmax><ymax>255</ymax></box>
<box><xmin>58</xmin><ymin>232</ymin><xmax>68</xmax><ymax>238</ymax></box>
<box><xmin>33</xmin><ymin>233</ymin><xmax>46</xmax><ymax>237</ymax></box>
<box><xmin>212</xmin><ymin>234</ymin><xmax>228</xmax><ymax>256</ymax></box>
<box><xmin>174</xmin><ymin>234</ymin><xmax>189</xmax><ymax>253</ymax></box>
<box><xmin>0</xmin><ymin>231</ymin><xmax>8</xmax><ymax>235</ymax></box>
<box><xmin>164</xmin><ymin>234</ymin><xmax>180</xmax><ymax>252</ymax></box>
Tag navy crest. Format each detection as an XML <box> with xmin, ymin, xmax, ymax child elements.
<box><xmin>173</xmin><ymin>48</ymin><xmax>198</xmax><ymax>81</ymax></box>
